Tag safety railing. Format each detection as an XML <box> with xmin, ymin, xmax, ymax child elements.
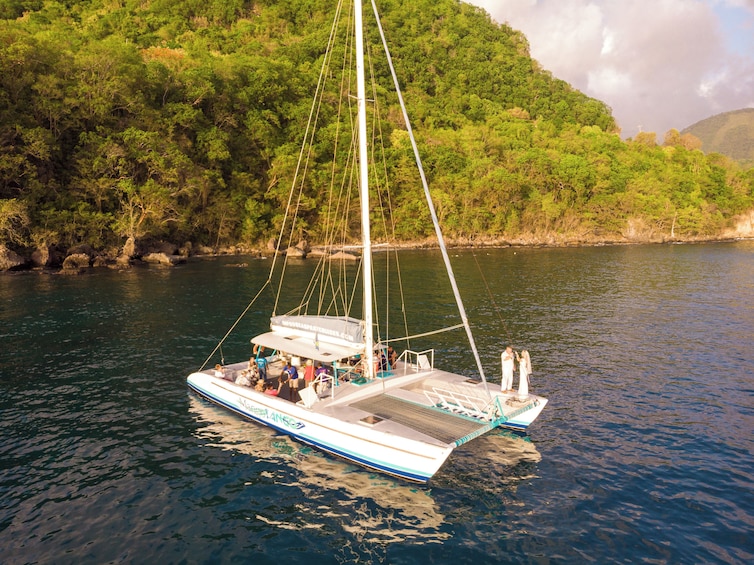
<box><xmin>424</xmin><ymin>386</ymin><xmax>498</xmax><ymax>421</ymax></box>
<box><xmin>396</xmin><ymin>349</ymin><xmax>435</xmax><ymax>374</ymax></box>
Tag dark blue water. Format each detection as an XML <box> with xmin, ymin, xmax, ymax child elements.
<box><xmin>2</xmin><ymin>242</ymin><xmax>753</xmax><ymax>564</ymax></box>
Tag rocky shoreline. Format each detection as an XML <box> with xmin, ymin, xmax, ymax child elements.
<box><xmin>2</xmin><ymin>228</ymin><xmax>753</xmax><ymax>274</ymax></box>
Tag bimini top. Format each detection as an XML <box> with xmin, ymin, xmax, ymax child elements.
<box><xmin>251</xmin><ymin>315</ymin><xmax>365</xmax><ymax>363</ymax></box>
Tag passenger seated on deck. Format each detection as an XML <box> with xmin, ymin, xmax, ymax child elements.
<box><xmin>263</xmin><ymin>381</ymin><xmax>278</xmax><ymax>396</ymax></box>
<box><xmin>277</xmin><ymin>371</ymin><xmax>291</xmax><ymax>400</ymax></box>
<box><xmin>247</xmin><ymin>359</ymin><xmax>260</xmax><ymax>381</ymax></box>
<box><xmin>235</xmin><ymin>371</ymin><xmax>252</xmax><ymax>387</ymax></box>
<box><xmin>387</xmin><ymin>346</ymin><xmax>398</xmax><ymax>368</ymax></box>
<box><xmin>255</xmin><ymin>379</ymin><xmax>266</xmax><ymax>392</ymax></box>
<box><xmin>378</xmin><ymin>351</ymin><xmax>389</xmax><ymax>372</ymax></box>
<box><xmin>214</xmin><ymin>364</ymin><xmax>232</xmax><ymax>380</ymax></box>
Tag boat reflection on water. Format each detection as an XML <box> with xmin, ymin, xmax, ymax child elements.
<box><xmin>464</xmin><ymin>430</ymin><xmax>542</xmax><ymax>468</ymax></box>
<box><xmin>188</xmin><ymin>396</ymin><xmax>450</xmax><ymax>543</ymax></box>
<box><xmin>189</xmin><ymin>395</ymin><xmax>542</xmax><ymax>488</ymax></box>
<box><xmin>433</xmin><ymin>430</ymin><xmax>543</xmax><ymax>490</ymax></box>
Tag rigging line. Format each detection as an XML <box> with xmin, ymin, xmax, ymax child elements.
<box><xmin>366</xmin><ymin>41</ymin><xmax>411</xmax><ymax>351</ymax></box>
<box><xmin>365</xmin><ymin>41</ymin><xmax>393</xmax><ymax>353</ymax></box>
<box><xmin>326</xmin><ymin>253</ymin><xmax>345</xmax><ymax>318</ymax></box>
<box><xmin>301</xmin><ymin>246</ymin><xmax>335</xmax><ymax>316</ymax></box>
<box><xmin>348</xmin><ymin>251</ymin><xmax>363</xmax><ymax>317</ymax></box>
<box><xmin>364</xmin><ymin>95</ymin><xmax>388</xmax><ymax>358</ymax></box>
<box><xmin>200</xmin><ymin>5</ymin><xmax>347</xmax><ymax>372</ymax></box>
<box><xmin>317</xmin><ymin>1</ymin><xmax>354</xmax><ymax>317</ymax></box>
<box><xmin>334</xmin><ymin>6</ymin><xmax>358</xmax><ymax>278</ymax></box>
<box><xmin>272</xmin><ymin>0</ymin><xmax>345</xmax><ymax>315</ymax></box>
<box><xmin>393</xmin><ymin>247</ymin><xmax>410</xmax><ymax>350</ymax></box>
<box><xmin>379</xmin><ymin>324</ymin><xmax>467</xmax><ymax>343</ymax></box>
<box><xmin>199</xmin><ymin>279</ymin><xmax>272</xmax><ymax>371</ymax></box>
<box><xmin>336</xmin><ymin>140</ymin><xmax>361</xmax><ymax>318</ymax></box>
<box><xmin>470</xmin><ymin>248</ymin><xmax>514</xmax><ymax>345</ymax></box>
<box><xmin>370</xmin><ymin>0</ymin><xmax>491</xmax><ymax>397</ymax></box>
<box><xmin>323</xmin><ymin>121</ymin><xmax>358</xmax><ymax>318</ymax></box>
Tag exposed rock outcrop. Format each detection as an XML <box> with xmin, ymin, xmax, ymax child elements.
<box><xmin>92</xmin><ymin>255</ymin><xmax>109</xmax><ymax>268</ymax></box>
<box><xmin>142</xmin><ymin>252</ymin><xmax>179</xmax><ymax>266</ymax></box>
<box><xmin>30</xmin><ymin>245</ymin><xmax>49</xmax><ymax>268</ymax></box>
<box><xmin>329</xmin><ymin>250</ymin><xmax>358</xmax><ymax>261</ymax></box>
<box><xmin>179</xmin><ymin>241</ymin><xmax>192</xmax><ymax>257</ymax></box>
<box><xmin>68</xmin><ymin>244</ymin><xmax>96</xmax><ymax>257</ymax></box>
<box><xmin>62</xmin><ymin>253</ymin><xmax>91</xmax><ymax>272</ymax></box>
<box><xmin>113</xmin><ymin>254</ymin><xmax>132</xmax><ymax>269</ymax></box>
<box><xmin>285</xmin><ymin>246</ymin><xmax>306</xmax><ymax>258</ymax></box>
<box><xmin>141</xmin><ymin>251</ymin><xmax>189</xmax><ymax>266</ymax></box>
<box><xmin>0</xmin><ymin>244</ymin><xmax>26</xmax><ymax>271</ymax></box>
<box><xmin>122</xmin><ymin>236</ymin><xmax>136</xmax><ymax>259</ymax></box>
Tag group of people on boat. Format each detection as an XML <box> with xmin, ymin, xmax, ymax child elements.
<box><xmin>212</xmin><ymin>350</ymin><xmax>343</xmax><ymax>403</ymax></box>
<box><xmin>501</xmin><ymin>345</ymin><xmax>532</xmax><ymax>397</ymax></box>
<box><xmin>213</xmin><ymin>360</ymin><xmax>266</xmax><ymax>388</ymax></box>
<box><xmin>340</xmin><ymin>345</ymin><xmax>398</xmax><ymax>378</ymax></box>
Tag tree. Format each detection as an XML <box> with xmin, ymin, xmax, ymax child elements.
<box><xmin>0</xmin><ymin>198</ymin><xmax>30</xmax><ymax>245</ymax></box>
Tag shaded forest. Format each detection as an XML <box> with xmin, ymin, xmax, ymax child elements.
<box><xmin>1</xmin><ymin>0</ymin><xmax>753</xmax><ymax>261</ymax></box>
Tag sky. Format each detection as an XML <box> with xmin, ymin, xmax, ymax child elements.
<box><xmin>468</xmin><ymin>0</ymin><xmax>754</xmax><ymax>138</ymax></box>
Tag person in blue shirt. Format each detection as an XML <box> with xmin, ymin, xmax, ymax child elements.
<box><xmin>256</xmin><ymin>355</ymin><xmax>267</xmax><ymax>381</ymax></box>
<box><xmin>287</xmin><ymin>363</ymin><xmax>299</xmax><ymax>401</ymax></box>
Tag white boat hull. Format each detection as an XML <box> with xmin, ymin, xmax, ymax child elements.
<box><xmin>500</xmin><ymin>397</ymin><xmax>548</xmax><ymax>431</ymax></box>
<box><xmin>187</xmin><ymin>372</ymin><xmax>455</xmax><ymax>483</ymax></box>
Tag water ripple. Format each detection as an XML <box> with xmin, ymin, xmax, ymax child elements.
<box><xmin>2</xmin><ymin>244</ymin><xmax>754</xmax><ymax>563</ymax></box>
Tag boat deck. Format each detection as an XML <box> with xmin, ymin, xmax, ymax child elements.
<box><xmin>214</xmin><ymin>357</ymin><xmax>542</xmax><ymax>447</ymax></box>
<box><xmin>351</xmin><ymin>394</ymin><xmax>488</xmax><ymax>444</ymax></box>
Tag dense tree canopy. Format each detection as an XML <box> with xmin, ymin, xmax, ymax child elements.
<box><xmin>1</xmin><ymin>0</ymin><xmax>752</xmax><ymax>255</ymax></box>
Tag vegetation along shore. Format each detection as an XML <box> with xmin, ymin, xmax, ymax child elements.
<box><xmin>2</xmin><ymin>0</ymin><xmax>753</xmax><ymax>272</ymax></box>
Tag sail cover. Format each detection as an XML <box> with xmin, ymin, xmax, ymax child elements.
<box><xmin>270</xmin><ymin>315</ymin><xmax>364</xmax><ymax>345</ymax></box>
<box><xmin>250</xmin><ymin>315</ymin><xmax>365</xmax><ymax>363</ymax></box>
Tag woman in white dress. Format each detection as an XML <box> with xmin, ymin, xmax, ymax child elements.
<box><xmin>516</xmin><ymin>350</ymin><xmax>531</xmax><ymax>397</ymax></box>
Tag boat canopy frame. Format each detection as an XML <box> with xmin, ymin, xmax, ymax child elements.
<box><xmin>251</xmin><ymin>332</ymin><xmax>364</xmax><ymax>364</ymax></box>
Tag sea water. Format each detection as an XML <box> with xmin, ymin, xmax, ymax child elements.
<box><xmin>1</xmin><ymin>242</ymin><xmax>753</xmax><ymax>563</ymax></box>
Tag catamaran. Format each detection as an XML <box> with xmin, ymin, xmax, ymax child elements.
<box><xmin>187</xmin><ymin>0</ymin><xmax>547</xmax><ymax>483</ymax></box>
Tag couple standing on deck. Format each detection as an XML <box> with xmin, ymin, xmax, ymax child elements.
<box><xmin>501</xmin><ymin>345</ymin><xmax>531</xmax><ymax>397</ymax></box>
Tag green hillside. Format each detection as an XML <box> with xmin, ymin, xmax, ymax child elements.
<box><xmin>682</xmin><ymin>108</ymin><xmax>754</xmax><ymax>167</ymax></box>
<box><xmin>0</xmin><ymin>0</ymin><xmax>753</xmax><ymax>260</ymax></box>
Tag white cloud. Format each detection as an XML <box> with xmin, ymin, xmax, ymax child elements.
<box><xmin>468</xmin><ymin>0</ymin><xmax>754</xmax><ymax>137</ymax></box>
<box><xmin>587</xmin><ymin>67</ymin><xmax>631</xmax><ymax>97</ymax></box>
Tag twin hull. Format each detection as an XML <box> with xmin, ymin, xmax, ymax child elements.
<box><xmin>187</xmin><ymin>372</ymin><xmax>454</xmax><ymax>482</ymax></box>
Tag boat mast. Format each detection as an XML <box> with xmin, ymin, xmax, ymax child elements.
<box><xmin>355</xmin><ymin>0</ymin><xmax>375</xmax><ymax>379</ymax></box>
